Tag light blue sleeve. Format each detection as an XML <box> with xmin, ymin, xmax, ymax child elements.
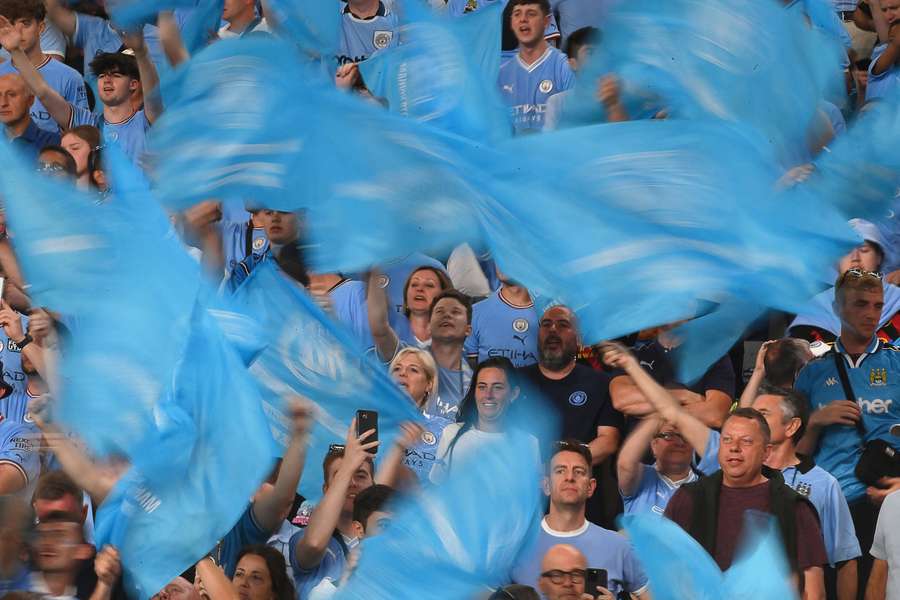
<box><xmin>696</xmin><ymin>429</ymin><xmax>720</xmax><ymax>475</ymax></box>
<box><xmin>822</xmin><ymin>477</ymin><xmax>862</xmax><ymax>564</ymax></box>
<box><xmin>74</xmin><ymin>13</ymin><xmax>123</xmax><ymax>54</ymax></box>
<box><xmin>69</xmin><ymin>104</ymin><xmax>99</xmax><ymax>129</ymax></box>
<box><xmin>623</xmin><ymin>541</ymin><xmax>650</xmax><ymax>593</ymax></box>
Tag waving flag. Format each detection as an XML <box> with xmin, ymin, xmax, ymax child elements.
<box><xmin>107</xmin><ymin>0</ymin><xmax>200</xmax><ymax>29</ymax></box>
<box><xmin>562</xmin><ymin>0</ymin><xmax>843</xmax><ymax>166</ymax></box>
<box><xmin>335</xmin><ymin>411</ymin><xmax>552</xmax><ymax>600</ymax></box>
<box><xmin>0</xmin><ymin>141</ymin><xmax>200</xmax><ymax>481</ymax></box>
<box><xmin>266</xmin><ymin>0</ymin><xmax>342</xmax><ymax>58</ymax></box>
<box><xmin>360</xmin><ymin>1</ymin><xmax>509</xmax><ymax>143</ymax></box>
<box><xmin>95</xmin><ymin>304</ymin><xmax>273</xmax><ymax>600</ymax></box>
<box><xmin>230</xmin><ymin>259</ymin><xmax>421</xmax><ymax>500</ymax></box>
<box><xmin>621</xmin><ymin>512</ymin><xmax>796</xmax><ymax>600</ymax></box>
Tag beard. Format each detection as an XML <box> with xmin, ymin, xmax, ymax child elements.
<box><xmin>539</xmin><ymin>341</ymin><xmax>576</xmax><ymax>371</ymax></box>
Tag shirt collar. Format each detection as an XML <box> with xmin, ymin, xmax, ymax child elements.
<box><xmin>541</xmin><ymin>516</ymin><xmax>590</xmax><ymax>537</ymax></box>
<box><xmin>835</xmin><ymin>336</ymin><xmax>880</xmax><ymax>355</ymax></box>
<box><xmin>343</xmin><ymin>1</ymin><xmax>387</xmax><ymax>18</ymax></box>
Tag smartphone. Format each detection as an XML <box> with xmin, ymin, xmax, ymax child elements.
<box><xmin>584</xmin><ymin>568</ymin><xmax>608</xmax><ymax>599</ymax></box>
<box><xmin>0</xmin><ymin>276</ymin><xmax>6</xmax><ymax>301</ymax></box>
<box><xmin>356</xmin><ymin>409</ymin><xmax>378</xmax><ymax>454</ymax></box>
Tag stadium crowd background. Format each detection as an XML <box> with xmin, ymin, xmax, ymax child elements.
<box><xmin>0</xmin><ymin>0</ymin><xmax>900</xmax><ymax>599</ymax></box>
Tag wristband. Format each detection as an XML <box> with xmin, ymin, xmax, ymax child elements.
<box><xmin>15</xmin><ymin>334</ymin><xmax>32</xmax><ymax>350</ymax></box>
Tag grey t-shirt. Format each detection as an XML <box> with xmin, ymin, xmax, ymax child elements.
<box><xmin>870</xmin><ymin>490</ymin><xmax>900</xmax><ymax>600</ymax></box>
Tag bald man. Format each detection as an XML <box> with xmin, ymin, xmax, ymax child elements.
<box><xmin>538</xmin><ymin>544</ymin><xmax>614</xmax><ymax>600</ymax></box>
<box><xmin>0</xmin><ymin>72</ymin><xmax>58</xmax><ymax>160</ymax></box>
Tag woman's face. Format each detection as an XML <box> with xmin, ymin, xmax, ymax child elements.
<box><xmin>390</xmin><ymin>353</ymin><xmax>432</xmax><ymax>406</ymax></box>
<box><xmin>474</xmin><ymin>367</ymin><xmax>518</xmax><ymax>424</ymax></box>
<box><xmin>232</xmin><ymin>554</ymin><xmax>273</xmax><ymax>600</ymax></box>
<box><xmin>406</xmin><ymin>269</ymin><xmax>443</xmax><ymax>315</ymax></box>
<box><xmin>837</xmin><ymin>241</ymin><xmax>881</xmax><ymax>274</ymax></box>
<box><xmin>61</xmin><ymin>132</ymin><xmax>91</xmax><ymax>177</ymax></box>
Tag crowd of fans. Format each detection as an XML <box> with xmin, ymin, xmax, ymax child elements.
<box><xmin>1</xmin><ymin>0</ymin><xmax>900</xmax><ymax>599</ymax></box>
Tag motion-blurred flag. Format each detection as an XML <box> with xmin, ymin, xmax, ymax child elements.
<box><xmin>231</xmin><ymin>259</ymin><xmax>421</xmax><ymax>500</ymax></box>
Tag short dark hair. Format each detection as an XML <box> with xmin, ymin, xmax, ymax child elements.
<box><xmin>401</xmin><ymin>266</ymin><xmax>452</xmax><ymax>318</ymax></box>
<box><xmin>321</xmin><ymin>448</ymin><xmax>374</xmax><ymax>486</ymax></box>
<box><xmin>564</xmin><ymin>26</ymin><xmax>598</xmax><ymax>60</ymax></box>
<box><xmin>724</xmin><ymin>408</ymin><xmax>771</xmax><ymax>445</ymax></box>
<box><xmin>428</xmin><ymin>289</ymin><xmax>472</xmax><ymax>323</ymax></box>
<box><xmin>32</xmin><ymin>470</ymin><xmax>83</xmax><ymax>505</ymax></box>
<box><xmin>756</xmin><ymin>384</ymin><xmax>810</xmax><ymax>444</ymax></box>
<box><xmin>235</xmin><ymin>545</ymin><xmax>295</xmax><ymax>600</ymax></box>
<box><xmin>763</xmin><ymin>338</ymin><xmax>811</xmax><ymax>388</ymax></box>
<box><xmin>351</xmin><ymin>484</ymin><xmax>394</xmax><ymax>530</ymax></box>
<box><xmin>37</xmin><ymin>509</ymin><xmax>82</xmax><ymax>526</ymax></box>
<box><xmin>38</xmin><ymin>145</ymin><xmax>77</xmax><ymax>175</ymax></box>
<box><xmin>548</xmin><ymin>438</ymin><xmax>592</xmax><ymax>471</ymax></box>
<box><xmin>0</xmin><ymin>0</ymin><xmax>46</xmax><ymax>22</ymax></box>
<box><xmin>89</xmin><ymin>52</ymin><xmax>140</xmax><ymax>81</ymax></box>
<box><xmin>507</xmin><ymin>0</ymin><xmax>551</xmax><ymax>16</ymax></box>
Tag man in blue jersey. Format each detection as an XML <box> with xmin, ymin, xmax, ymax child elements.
<box><xmin>0</xmin><ymin>72</ymin><xmax>58</xmax><ymax>161</ymax></box>
<box><xmin>2</xmin><ymin>24</ymin><xmax>161</xmax><ymax>166</ymax></box>
<box><xmin>0</xmin><ymin>417</ymin><xmax>40</xmax><ymax>495</ymax></box>
<box><xmin>465</xmin><ymin>266</ymin><xmax>538</xmax><ymax>368</ymax></box>
<box><xmin>795</xmin><ymin>268</ymin><xmax>900</xmax><ymax>594</ymax></box>
<box><xmin>227</xmin><ymin>209</ymin><xmax>309</xmax><ymax>292</ymax></box>
<box><xmin>0</xmin><ymin>0</ymin><xmax>87</xmax><ymax>134</ymax></box>
<box><xmin>510</xmin><ymin>440</ymin><xmax>649</xmax><ymax>599</ymax></box>
<box><xmin>290</xmin><ymin>421</ymin><xmax>378</xmax><ymax>599</ymax></box>
<box><xmin>867</xmin><ymin>0</ymin><xmax>900</xmax><ymax>101</ymax></box>
<box><xmin>219</xmin><ymin>0</ymin><xmax>270</xmax><ymax>39</ymax></box>
<box><xmin>497</xmin><ymin>0</ymin><xmax>574</xmax><ymax>134</ymax></box>
<box><xmin>338</xmin><ymin>0</ymin><xmax>399</xmax><ymax>65</ymax></box>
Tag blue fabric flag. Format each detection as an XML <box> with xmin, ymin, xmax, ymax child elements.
<box><xmin>335</xmin><ymin>421</ymin><xmax>550</xmax><ymax>599</ymax></box>
<box><xmin>230</xmin><ymin>259</ymin><xmax>421</xmax><ymax>500</ymax></box>
<box><xmin>562</xmin><ymin>0</ymin><xmax>844</xmax><ymax>167</ymax></box>
<box><xmin>266</xmin><ymin>0</ymin><xmax>342</xmax><ymax>58</ymax></box>
<box><xmin>621</xmin><ymin>512</ymin><xmax>796</xmax><ymax>600</ymax></box>
<box><xmin>107</xmin><ymin>0</ymin><xmax>199</xmax><ymax>28</ymax></box>
<box><xmin>360</xmin><ymin>2</ymin><xmax>509</xmax><ymax>143</ymax></box>
<box><xmin>0</xmin><ymin>141</ymin><xmax>201</xmax><ymax>482</ymax></box>
<box><xmin>181</xmin><ymin>0</ymin><xmax>224</xmax><ymax>54</ymax></box>
<box><xmin>95</xmin><ymin>304</ymin><xmax>273</xmax><ymax>599</ymax></box>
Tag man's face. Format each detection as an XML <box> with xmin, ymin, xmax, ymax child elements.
<box><xmin>32</xmin><ymin>521</ymin><xmax>87</xmax><ymax>574</ymax></box>
<box><xmin>510</xmin><ymin>3</ymin><xmax>549</xmax><ymax>47</ymax></box>
<box><xmin>429</xmin><ymin>297</ymin><xmax>471</xmax><ymax>343</ymax></box>
<box><xmin>33</xmin><ymin>495</ymin><xmax>84</xmax><ymax>524</ymax></box>
<box><xmin>570</xmin><ymin>44</ymin><xmax>594</xmax><ymax>71</ymax></box>
<box><xmin>222</xmin><ymin>0</ymin><xmax>253</xmax><ymax>23</ymax></box>
<box><xmin>97</xmin><ymin>71</ymin><xmax>136</xmax><ymax>107</ymax></box>
<box><xmin>263</xmin><ymin>210</ymin><xmax>299</xmax><ymax>245</ymax></box>
<box><xmin>837</xmin><ymin>286</ymin><xmax>884</xmax><ymax>341</ymax></box>
<box><xmin>881</xmin><ymin>0</ymin><xmax>900</xmax><ymax>25</ymax></box>
<box><xmin>538</xmin><ymin>307</ymin><xmax>578</xmax><ymax>371</ymax></box>
<box><xmin>649</xmin><ymin>423</ymin><xmax>692</xmax><ymax>472</ymax></box>
<box><xmin>363</xmin><ymin>510</ymin><xmax>392</xmax><ymax>537</ymax></box>
<box><xmin>751</xmin><ymin>394</ymin><xmax>794</xmax><ymax>445</ymax></box>
<box><xmin>12</xmin><ymin>17</ymin><xmax>42</xmax><ymax>54</ymax></box>
<box><xmin>151</xmin><ymin>577</ymin><xmax>200</xmax><ymax>600</ymax></box>
<box><xmin>837</xmin><ymin>242</ymin><xmax>881</xmax><ymax>274</ymax></box>
<box><xmin>0</xmin><ymin>75</ymin><xmax>34</xmax><ymax>127</ymax></box>
<box><xmin>718</xmin><ymin>417</ymin><xmax>770</xmax><ymax>486</ymax></box>
<box><xmin>538</xmin><ymin>545</ymin><xmax>588</xmax><ymax>600</ymax></box>
<box><xmin>546</xmin><ymin>450</ymin><xmax>595</xmax><ymax>508</ymax></box>
<box><xmin>324</xmin><ymin>457</ymin><xmax>374</xmax><ymax>515</ymax></box>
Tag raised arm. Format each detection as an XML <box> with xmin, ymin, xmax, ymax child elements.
<box><xmin>0</xmin><ymin>301</ymin><xmax>45</xmax><ymax>378</ymax></box>
<box><xmin>617</xmin><ymin>415</ymin><xmax>661</xmax><ymax>497</ymax></box>
<box><xmin>89</xmin><ymin>546</ymin><xmax>121</xmax><ymax>600</ymax></box>
<box><xmin>195</xmin><ymin>557</ymin><xmax>239</xmax><ymax>600</ymax></box>
<box><xmin>43</xmin><ymin>0</ymin><xmax>77</xmax><ymax>38</ymax></box>
<box><xmin>739</xmin><ymin>341</ymin><xmax>773</xmax><ymax>408</ymax></box>
<box><xmin>157</xmin><ymin>11</ymin><xmax>190</xmax><ymax>68</ymax></box>
<box><xmin>601</xmin><ymin>342</ymin><xmax>710</xmax><ymax>456</ymax></box>
<box><xmin>251</xmin><ymin>399</ymin><xmax>313</xmax><ymax>532</ymax></box>
<box><xmin>123</xmin><ymin>30</ymin><xmax>162</xmax><ymax>123</ymax></box>
<box><xmin>293</xmin><ymin>420</ymin><xmax>379</xmax><ymax>570</ymax></box>
<box><xmin>376</xmin><ymin>421</ymin><xmax>422</xmax><ymax>489</ymax></box>
<box><xmin>1</xmin><ymin>17</ymin><xmax>73</xmax><ymax>129</ymax></box>
<box><xmin>366</xmin><ymin>270</ymin><xmax>400</xmax><ymax>362</ymax></box>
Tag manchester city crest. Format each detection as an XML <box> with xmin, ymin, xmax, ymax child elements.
<box><xmin>870</xmin><ymin>367</ymin><xmax>888</xmax><ymax>387</ymax></box>
<box><xmin>795</xmin><ymin>482</ymin><xmax>812</xmax><ymax>497</ymax></box>
<box><xmin>376</xmin><ymin>274</ymin><xmax>390</xmax><ymax>289</ymax></box>
<box><xmin>422</xmin><ymin>431</ymin><xmax>437</xmax><ymax>445</ymax></box>
<box><xmin>539</xmin><ymin>79</ymin><xmax>553</xmax><ymax>94</ymax></box>
<box><xmin>568</xmin><ymin>391</ymin><xmax>587</xmax><ymax>406</ymax></box>
<box><xmin>373</xmin><ymin>30</ymin><xmax>394</xmax><ymax>50</ymax></box>
<box><xmin>512</xmin><ymin>318</ymin><xmax>529</xmax><ymax>333</ymax></box>
<box><xmin>252</xmin><ymin>237</ymin><xmax>266</xmax><ymax>251</ymax></box>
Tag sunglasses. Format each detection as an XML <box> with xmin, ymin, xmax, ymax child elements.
<box><xmin>328</xmin><ymin>443</ymin><xmax>346</xmax><ymax>456</ymax></box>
<box><xmin>837</xmin><ymin>267</ymin><xmax>883</xmax><ymax>288</ymax></box>
<box><xmin>654</xmin><ymin>432</ymin><xmax>686</xmax><ymax>443</ymax></box>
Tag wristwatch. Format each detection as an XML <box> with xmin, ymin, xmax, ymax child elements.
<box><xmin>15</xmin><ymin>334</ymin><xmax>32</xmax><ymax>350</ymax></box>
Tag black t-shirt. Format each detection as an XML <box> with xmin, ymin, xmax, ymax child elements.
<box><xmin>518</xmin><ymin>363</ymin><xmax>624</xmax><ymax>445</ymax></box>
<box><xmin>627</xmin><ymin>341</ymin><xmax>735</xmax><ymax>397</ymax></box>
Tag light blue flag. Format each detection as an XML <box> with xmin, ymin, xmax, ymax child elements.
<box><xmin>360</xmin><ymin>1</ymin><xmax>509</xmax><ymax>143</ymax></box>
<box><xmin>95</xmin><ymin>304</ymin><xmax>274</xmax><ymax>599</ymax></box>
<box><xmin>149</xmin><ymin>37</ymin><xmax>484</xmax><ymax>267</ymax></box>
<box><xmin>266</xmin><ymin>0</ymin><xmax>341</xmax><ymax>58</ymax></box>
<box><xmin>230</xmin><ymin>259</ymin><xmax>421</xmax><ymax>500</ymax></box>
<box><xmin>107</xmin><ymin>0</ymin><xmax>200</xmax><ymax>28</ymax></box>
<box><xmin>621</xmin><ymin>512</ymin><xmax>796</xmax><ymax>600</ymax></box>
<box><xmin>181</xmin><ymin>0</ymin><xmax>224</xmax><ymax>54</ymax></box>
<box><xmin>562</xmin><ymin>0</ymin><xmax>843</xmax><ymax>167</ymax></box>
<box><xmin>0</xmin><ymin>141</ymin><xmax>201</xmax><ymax>483</ymax></box>
<box><xmin>335</xmin><ymin>422</ymin><xmax>550</xmax><ymax>599</ymax></box>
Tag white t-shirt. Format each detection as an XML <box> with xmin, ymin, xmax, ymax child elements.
<box><xmin>870</xmin><ymin>490</ymin><xmax>900</xmax><ymax>600</ymax></box>
<box><xmin>428</xmin><ymin>423</ymin><xmax>540</xmax><ymax>484</ymax></box>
